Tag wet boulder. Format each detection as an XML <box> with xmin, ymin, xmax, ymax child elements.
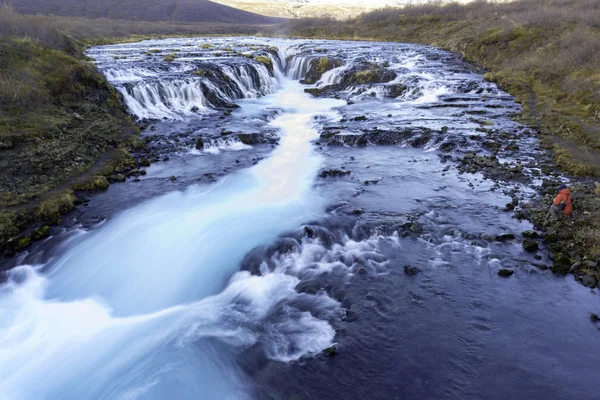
<box><xmin>31</xmin><ymin>225</ymin><xmax>51</xmax><ymax>241</ymax></box>
<box><xmin>319</xmin><ymin>169</ymin><xmax>351</xmax><ymax>178</ymax></box>
<box><xmin>551</xmin><ymin>253</ymin><xmax>572</xmax><ymax>275</ymax></box>
<box><xmin>498</xmin><ymin>269</ymin><xmax>514</xmax><ymax>277</ymax></box>
<box><xmin>195</xmin><ymin>137</ymin><xmax>205</xmax><ymax>150</ymax></box>
<box><xmin>385</xmin><ymin>83</ymin><xmax>408</xmax><ymax>98</ymax></box>
<box><xmin>340</xmin><ymin>64</ymin><xmax>396</xmax><ymax>86</ymax></box>
<box><xmin>523</xmin><ymin>239</ymin><xmax>539</xmax><ymax>252</ymax></box>
<box><xmin>404</xmin><ymin>265</ymin><xmax>420</xmax><ymax>276</ymax></box>
<box><xmin>581</xmin><ymin>275</ymin><xmax>598</xmax><ymax>288</ymax></box>
<box><xmin>301</xmin><ymin>57</ymin><xmax>342</xmax><ymax>84</ymax></box>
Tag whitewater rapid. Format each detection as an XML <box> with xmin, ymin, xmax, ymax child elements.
<box><xmin>0</xmin><ymin>74</ymin><xmax>344</xmax><ymax>399</ymax></box>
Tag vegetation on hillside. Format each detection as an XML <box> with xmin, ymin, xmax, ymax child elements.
<box><xmin>281</xmin><ymin>0</ymin><xmax>600</xmax><ymax>277</ymax></box>
<box><xmin>8</xmin><ymin>0</ymin><xmax>281</xmax><ymax>24</ymax></box>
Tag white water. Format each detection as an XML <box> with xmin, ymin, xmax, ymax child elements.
<box><xmin>0</xmin><ymin>78</ymin><xmax>344</xmax><ymax>399</ymax></box>
<box><xmin>117</xmin><ymin>62</ymin><xmax>277</xmax><ymax>120</ymax></box>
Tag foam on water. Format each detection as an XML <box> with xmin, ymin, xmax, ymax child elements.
<box><xmin>0</xmin><ymin>76</ymin><xmax>344</xmax><ymax>399</ymax></box>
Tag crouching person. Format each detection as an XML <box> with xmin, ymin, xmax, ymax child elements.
<box><xmin>548</xmin><ymin>183</ymin><xmax>572</xmax><ymax>219</ymax></box>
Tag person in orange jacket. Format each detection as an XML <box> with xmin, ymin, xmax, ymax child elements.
<box><xmin>548</xmin><ymin>183</ymin><xmax>572</xmax><ymax>219</ymax></box>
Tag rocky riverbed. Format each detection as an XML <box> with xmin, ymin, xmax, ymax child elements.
<box><xmin>0</xmin><ymin>37</ymin><xmax>598</xmax><ymax>400</ymax></box>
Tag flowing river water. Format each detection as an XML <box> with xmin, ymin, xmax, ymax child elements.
<box><xmin>0</xmin><ymin>38</ymin><xmax>599</xmax><ymax>400</ymax></box>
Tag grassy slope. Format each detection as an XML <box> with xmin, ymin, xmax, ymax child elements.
<box><xmin>280</xmin><ymin>0</ymin><xmax>600</xmax><ymax>277</ymax></box>
<box><xmin>8</xmin><ymin>0</ymin><xmax>281</xmax><ymax>24</ymax></box>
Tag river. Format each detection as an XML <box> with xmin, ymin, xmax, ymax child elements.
<box><xmin>0</xmin><ymin>37</ymin><xmax>598</xmax><ymax>400</ymax></box>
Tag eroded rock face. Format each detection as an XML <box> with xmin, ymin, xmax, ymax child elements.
<box><xmin>300</xmin><ymin>57</ymin><xmax>342</xmax><ymax>84</ymax></box>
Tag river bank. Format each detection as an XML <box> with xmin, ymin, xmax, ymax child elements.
<box><xmin>1</xmin><ymin>37</ymin><xmax>598</xmax><ymax>399</ymax></box>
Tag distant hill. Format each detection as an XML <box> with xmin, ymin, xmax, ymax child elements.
<box><xmin>7</xmin><ymin>0</ymin><xmax>281</xmax><ymax>24</ymax></box>
<box><xmin>210</xmin><ymin>0</ymin><xmax>473</xmax><ymax>19</ymax></box>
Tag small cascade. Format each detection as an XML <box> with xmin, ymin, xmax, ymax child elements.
<box><xmin>285</xmin><ymin>56</ymin><xmax>313</xmax><ymax>80</ymax></box>
<box><xmin>317</xmin><ymin>66</ymin><xmax>347</xmax><ymax>87</ymax></box>
<box><xmin>199</xmin><ymin>137</ymin><xmax>252</xmax><ymax>155</ymax></box>
<box><xmin>119</xmin><ymin>79</ymin><xmax>213</xmax><ymax>120</ymax></box>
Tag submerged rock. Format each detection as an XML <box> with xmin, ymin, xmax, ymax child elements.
<box><xmin>404</xmin><ymin>265</ymin><xmax>420</xmax><ymax>276</ymax></box>
<box><xmin>324</xmin><ymin>345</ymin><xmax>337</xmax><ymax>357</ymax></box>
<box><xmin>319</xmin><ymin>169</ymin><xmax>351</xmax><ymax>178</ymax></box>
<box><xmin>498</xmin><ymin>269</ymin><xmax>514</xmax><ymax>277</ymax></box>
<box><xmin>523</xmin><ymin>239</ymin><xmax>539</xmax><ymax>252</ymax></box>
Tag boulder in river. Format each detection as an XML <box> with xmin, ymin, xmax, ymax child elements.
<box><xmin>523</xmin><ymin>239</ymin><xmax>539</xmax><ymax>252</ymax></box>
<box><xmin>498</xmin><ymin>269</ymin><xmax>514</xmax><ymax>277</ymax></box>
<box><xmin>404</xmin><ymin>265</ymin><xmax>420</xmax><ymax>276</ymax></box>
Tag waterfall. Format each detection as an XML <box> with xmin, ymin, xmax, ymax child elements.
<box><xmin>285</xmin><ymin>56</ymin><xmax>312</xmax><ymax>80</ymax></box>
<box><xmin>317</xmin><ymin>65</ymin><xmax>347</xmax><ymax>87</ymax></box>
<box><xmin>106</xmin><ymin>58</ymin><xmax>279</xmax><ymax>120</ymax></box>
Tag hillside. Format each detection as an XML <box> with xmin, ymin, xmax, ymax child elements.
<box><xmin>7</xmin><ymin>0</ymin><xmax>281</xmax><ymax>24</ymax></box>
<box><xmin>210</xmin><ymin>0</ymin><xmax>470</xmax><ymax>19</ymax></box>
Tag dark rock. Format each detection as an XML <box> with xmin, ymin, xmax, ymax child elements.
<box><xmin>31</xmin><ymin>225</ymin><xmax>51</xmax><ymax>241</ymax></box>
<box><xmin>410</xmin><ymin>223</ymin><xmax>423</xmax><ymax>234</ymax></box>
<box><xmin>523</xmin><ymin>239</ymin><xmax>539</xmax><ymax>252</ymax></box>
<box><xmin>385</xmin><ymin>83</ymin><xmax>408</xmax><ymax>98</ymax></box>
<box><xmin>113</xmin><ymin>174</ymin><xmax>126</xmax><ymax>183</ymax></box>
<box><xmin>497</xmin><ymin>233</ymin><xmax>515</xmax><ymax>241</ymax></box>
<box><xmin>498</xmin><ymin>269</ymin><xmax>514</xmax><ymax>277</ymax></box>
<box><xmin>169</xmin><ymin>176</ymin><xmax>177</xmax><ymax>182</ymax></box>
<box><xmin>404</xmin><ymin>265</ymin><xmax>420</xmax><ymax>276</ymax></box>
<box><xmin>301</xmin><ymin>57</ymin><xmax>342</xmax><ymax>84</ymax></box>
<box><xmin>543</xmin><ymin>232</ymin><xmax>559</xmax><ymax>244</ymax></box>
<box><xmin>140</xmin><ymin>158</ymin><xmax>151</xmax><ymax>167</ymax></box>
<box><xmin>582</xmin><ymin>276</ymin><xmax>598</xmax><ymax>288</ymax></box>
<box><xmin>319</xmin><ymin>169</ymin><xmax>351</xmax><ymax>178</ymax></box>
<box><xmin>522</xmin><ymin>230</ymin><xmax>538</xmax><ymax>239</ymax></box>
<box><xmin>551</xmin><ymin>253</ymin><xmax>572</xmax><ymax>275</ymax></box>
<box><xmin>195</xmin><ymin>138</ymin><xmax>204</xmax><ymax>150</ymax></box>
<box><xmin>591</xmin><ymin>314</ymin><xmax>600</xmax><ymax>323</ymax></box>
<box><xmin>570</xmin><ymin>262</ymin><xmax>582</xmax><ymax>273</ymax></box>
<box><xmin>480</xmin><ymin>233</ymin><xmax>495</xmax><ymax>241</ymax></box>
<box><xmin>6</xmin><ymin>236</ymin><xmax>31</xmax><ymax>251</ymax></box>
<box><xmin>304</xmin><ymin>226</ymin><xmax>315</xmax><ymax>238</ymax></box>
<box><xmin>324</xmin><ymin>346</ymin><xmax>337</xmax><ymax>357</ymax></box>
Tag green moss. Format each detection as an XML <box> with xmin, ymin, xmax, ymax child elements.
<box><xmin>255</xmin><ymin>56</ymin><xmax>274</xmax><ymax>74</ymax></box>
<box><xmin>192</xmin><ymin>69</ymin><xmax>213</xmax><ymax>77</ymax></box>
<box><xmin>163</xmin><ymin>54</ymin><xmax>176</xmax><ymax>62</ymax></box>
<box><xmin>6</xmin><ymin>235</ymin><xmax>31</xmax><ymax>252</ymax></box>
<box><xmin>37</xmin><ymin>191</ymin><xmax>76</xmax><ymax>221</ymax></box>
<box><xmin>31</xmin><ymin>225</ymin><xmax>51</xmax><ymax>241</ymax></box>
<box><xmin>72</xmin><ymin>176</ymin><xmax>110</xmax><ymax>191</ymax></box>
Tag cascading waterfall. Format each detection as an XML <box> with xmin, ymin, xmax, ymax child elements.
<box><xmin>285</xmin><ymin>56</ymin><xmax>313</xmax><ymax>81</ymax></box>
<box><xmin>0</xmin><ymin>37</ymin><xmax>345</xmax><ymax>398</ymax></box>
<box><xmin>111</xmin><ymin>57</ymin><xmax>280</xmax><ymax>120</ymax></box>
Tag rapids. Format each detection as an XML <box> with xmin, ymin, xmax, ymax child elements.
<box><xmin>0</xmin><ymin>37</ymin><xmax>599</xmax><ymax>400</ymax></box>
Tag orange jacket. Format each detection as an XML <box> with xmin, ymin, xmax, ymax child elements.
<box><xmin>553</xmin><ymin>187</ymin><xmax>572</xmax><ymax>215</ymax></box>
